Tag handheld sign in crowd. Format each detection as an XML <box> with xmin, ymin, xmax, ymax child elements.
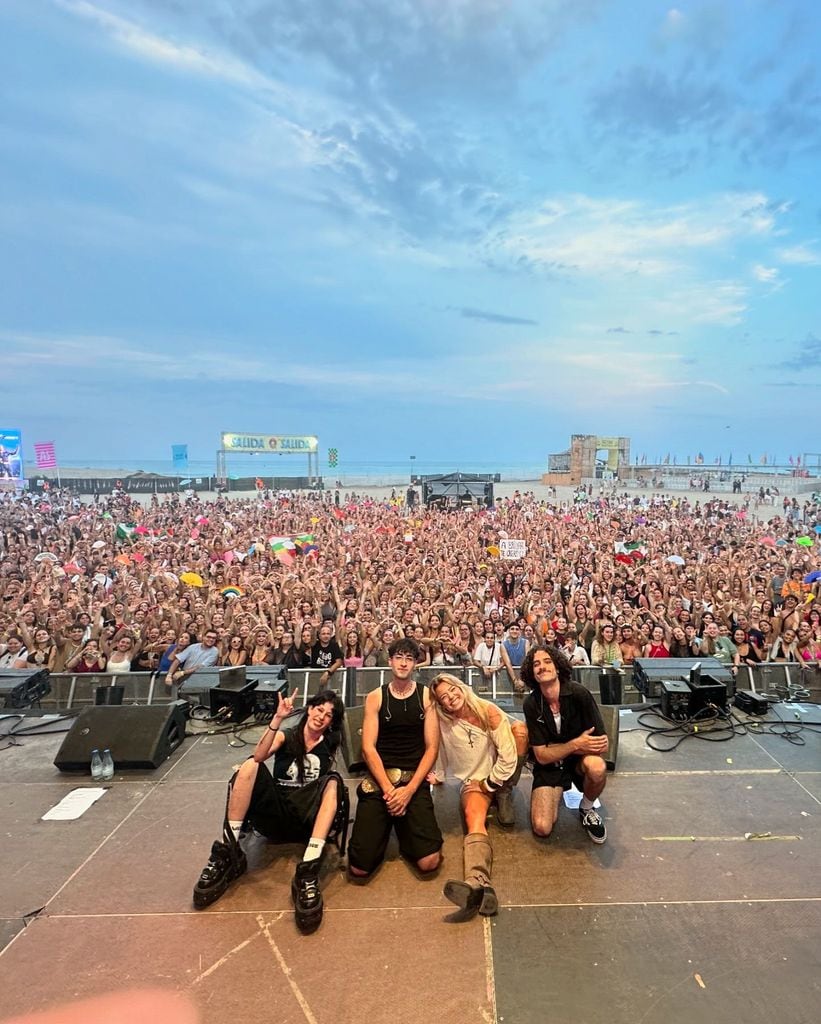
<box><xmin>499</xmin><ymin>539</ymin><xmax>527</xmax><ymax>560</ymax></box>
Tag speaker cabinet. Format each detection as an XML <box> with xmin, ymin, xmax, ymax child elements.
<box><xmin>340</xmin><ymin>704</ymin><xmax>366</xmax><ymax>773</ymax></box>
<box><xmin>54</xmin><ymin>701</ymin><xmax>188</xmax><ymax>771</ymax></box>
<box><xmin>599</xmin><ymin>703</ymin><xmax>619</xmax><ymax>772</ymax></box>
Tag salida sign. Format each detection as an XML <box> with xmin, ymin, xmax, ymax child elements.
<box><xmin>221</xmin><ymin>433</ymin><xmax>318</xmax><ymax>453</ymax></box>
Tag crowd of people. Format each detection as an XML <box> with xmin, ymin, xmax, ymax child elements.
<box><xmin>1</xmin><ymin>482</ymin><xmax>819</xmax><ymax>932</ymax></box>
<box><xmin>1</xmin><ymin>485</ymin><xmax>820</xmax><ymax>677</ymax></box>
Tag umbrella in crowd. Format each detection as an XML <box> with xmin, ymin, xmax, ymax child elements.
<box><xmin>804</xmin><ymin>571</ymin><xmax>821</xmax><ymax>584</ymax></box>
<box><xmin>796</xmin><ymin>536</ymin><xmax>813</xmax><ymax>547</ymax></box>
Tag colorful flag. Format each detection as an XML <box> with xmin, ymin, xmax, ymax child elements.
<box><xmin>116</xmin><ymin>523</ymin><xmax>136</xmax><ymax>541</ymax></box>
<box><xmin>34</xmin><ymin>441</ymin><xmax>57</xmax><ymax>469</ymax></box>
<box><xmin>269</xmin><ymin>537</ymin><xmax>296</xmax><ymax>565</ymax></box>
<box><xmin>615</xmin><ymin>540</ymin><xmax>648</xmax><ymax>559</ymax></box>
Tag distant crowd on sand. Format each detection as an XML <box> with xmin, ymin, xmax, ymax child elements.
<box><xmin>1</xmin><ymin>484</ymin><xmax>820</xmax><ymax>676</ymax></box>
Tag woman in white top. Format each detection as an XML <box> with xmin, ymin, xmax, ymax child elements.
<box><xmin>104</xmin><ymin>631</ymin><xmax>143</xmax><ymax>674</ymax></box>
<box><xmin>0</xmin><ymin>635</ymin><xmax>27</xmax><ymax>668</ymax></box>
<box><xmin>429</xmin><ymin>674</ymin><xmax>528</xmax><ymax>918</ymax></box>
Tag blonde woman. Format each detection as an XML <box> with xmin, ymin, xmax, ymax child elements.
<box><xmin>429</xmin><ymin>674</ymin><xmax>528</xmax><ymax>918</ymax></box>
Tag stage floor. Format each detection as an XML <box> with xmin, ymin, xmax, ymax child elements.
<box><xmin>1</xmin><ymin>707</ymin><xmax>820</xmax><ymax>1024</ymax></box>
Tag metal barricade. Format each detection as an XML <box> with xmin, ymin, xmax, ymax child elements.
<box><xmin>349</xmin><ymin>665</ymin><xmax>522</xmax><ymax>708</ymax></box>
<box><xmin>40</xmin><ymin>672</ymin><xmax>167</xmax><ymax>710</ymax></box>
<box><xmin>285</xmin><ymin>668</ymin><xmax>351</xmax><ymax>706</ymax></box>
<box><xmin>748</xmin><ymin>662</ymin><xmax>820</xmax><ymax>702</ymax></box>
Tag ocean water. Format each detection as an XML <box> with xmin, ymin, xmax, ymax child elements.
<box><xmin>21</xmin><ymin>456</ymin><xmax>548</xmax><ymax>486</ymax></box>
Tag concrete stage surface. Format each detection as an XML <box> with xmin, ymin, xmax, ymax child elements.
<box><xmin>1</xmin><ymin>707</ymin><xmax>819</xmax><ymax>1024</ymax></box>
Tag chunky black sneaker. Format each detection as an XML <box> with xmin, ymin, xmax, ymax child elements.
<box><xmin>579</xmin><ymin>807</ymin><xmax>607</xmax><ymax>844</ymax></box>
<box><xmin>292</xmin><ymin>861</ymin><xmax>324</xmax><ymax>934</ymax></box>
<box><xmin>193</xmin><ymin>839</ymin><xmax>247</xmax><ymax>909</ymax></box>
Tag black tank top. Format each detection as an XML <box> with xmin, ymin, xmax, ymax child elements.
<box><xmin>376</xmin><ymin>683</ymin><xmax>426</xmax><ymax>770</ymax></box>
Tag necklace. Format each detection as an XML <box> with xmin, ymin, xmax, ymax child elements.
<box><xmin>460</xmin><ymin>721</ymin><xmax>476</xmax><ymax>748</ymax></box>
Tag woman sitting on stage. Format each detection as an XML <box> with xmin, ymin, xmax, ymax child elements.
<box><xmin>193</xmin><ymin>688</ymin><xmax>346</xmax><ymax>934</ymax></box>
<box><xmin>429</xmin><ymin>674</ymin><xmax>528</xmax><ymax>918</ymax></box>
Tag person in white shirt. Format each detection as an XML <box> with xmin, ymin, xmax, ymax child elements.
<box><xmin>561</xmin><ymin>629</ymin><xmax>590</xmax><ymax>667</ymax></box>
<box><xmin>0</xmin><ymin>635</ymin><xmax>27</xmax><ymax>668</ymax></box>
<box><xmin>429</xmin><ymin>674</ymin><xmax>528</xmax><ymax>918</ymax></box>
<box><xmin>472</xmin><ymin>626</ymin><xmax>502</xmax><ymax>687</ymax></box>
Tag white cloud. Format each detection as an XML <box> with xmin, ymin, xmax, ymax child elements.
<box><xmin>752</xmin><ymin>263</ymin><xmax>780</xmax><ymax>283</ymax></box>
<box><xmin>485</xmin><ymin>192</ymin><xmax>780</xmax><ymax>281</ymax></box>
<box><xmin>776</xmin><ymin>243</ymin><xmax>821</xmax><ymax>266</ymax></box>
<box><xmin>56</xmin><ymin>0</ymin><xmax>272</xmax><ymax>91</ymax></box>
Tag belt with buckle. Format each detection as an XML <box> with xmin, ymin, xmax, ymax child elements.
<box><xmin>360</xmin><ymin>768</ymin><xmax>414</xmax><ymax>794</ymax></box>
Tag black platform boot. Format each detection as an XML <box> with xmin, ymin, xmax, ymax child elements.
<box><xmin>292</xmin><ymin>859</ymin><xmax>324</xmax><ymax>934</ymax></box>
<box><xmin>193</xmin><ymin>834</ymin><xmax>247</xmax><ymax>910</ymax></box>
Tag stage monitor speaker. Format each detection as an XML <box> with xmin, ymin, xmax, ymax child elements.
<box><xmin>340</xmin><ymin>704</ymin><xmax>366</xmax><ymax>773</ymax></box>
<box><xmin>599</xmin><ymin>704</ymin><xmax>619</xmax><ymax>772</ymax></box>
<box><xmin>54</xmin><ymin>701</ymin><xmax>188</xmax><ymax>771</ymax></box>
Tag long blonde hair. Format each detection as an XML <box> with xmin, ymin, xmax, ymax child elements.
<box><xmin>428</xmin><ymin>673</ymin><xmax>494</xmax><ymax>733</ymax></box>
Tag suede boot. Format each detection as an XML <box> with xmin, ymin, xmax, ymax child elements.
<box><xmin>443</xmin><ymin>833</ymin><xmax>497</xmax><ymax>918</ymax></box>
<box><xmin>495</xmin><ymin>755</ymin><xmax>526</xmax><ymax>828</ymax></box>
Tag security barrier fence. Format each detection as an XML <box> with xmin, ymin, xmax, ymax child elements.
<box><xmin>31</xmin><ymin>662</ymin><xmax>820</xmax><ymax>713</ymax></box>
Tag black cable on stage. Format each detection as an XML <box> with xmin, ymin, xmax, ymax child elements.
<box><xmin>635</xmin><ymin>699</ymin><xmax>821</xmax><ymax>751</ymax></box>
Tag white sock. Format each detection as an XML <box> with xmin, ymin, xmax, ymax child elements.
<box><xmin>228</xmin><ymin>820</ymin><xmax>243</xmax><ymax>842</ymax></box>
<box><xmin>580</xmin><ymin>797</ymin><xmax>595</xmax><ymax>811</ymax></box>
<box><xmin>303</xmin><ymin>838</ymin><xmax>326</xmax><ymax>863</ymax></box>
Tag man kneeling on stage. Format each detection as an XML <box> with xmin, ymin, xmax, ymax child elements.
<box><xmin>193</xmin><ymin>688</ymin><xmax>346</xmax><ymax>933</ymax></box>
<box><xmin>521</xmin><ymin>644</ymin><xmax>609</xmax><ymax>845</ymax></box>
<box><xmin>347</xmin><ymin>637</ymin><xmax>443</xmax><ymax>878</ymax></box>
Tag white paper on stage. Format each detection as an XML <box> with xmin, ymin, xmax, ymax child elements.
<box><xmin>563</xmin><ymin>786</ymin><xmax>600</xmax><ymax>810</ymax></box>
<box><xmin>42</xmin><ymin>788</ymin><xmax>108</xmax><ymax>821</ymax></box>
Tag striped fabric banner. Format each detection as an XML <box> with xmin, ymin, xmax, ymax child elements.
<box><xmin>34</xmin><ymin>441</ymin><xmax>58</xmax><ymax>469</ymax></box>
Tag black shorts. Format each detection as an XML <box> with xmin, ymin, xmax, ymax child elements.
<box><xmin>348</xmin><ymin>781</ymin><xmax>443</xmax><ymax>874</ymax></box>
<box><xmin>243</xmin><ymin>762</ymin><xmax>343</xmax><ymax>843</ymax></box>
<box><xmin>531</xmin><ymin>755</ymin><xmax>585</xmax><ymax>793</ymax></box>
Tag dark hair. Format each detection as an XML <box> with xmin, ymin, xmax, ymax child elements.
<box><xmin>387</xmin><ymin>636</ymin><xmax>421</xmax><ymax>661</ymax></box>
<box><xmin>520</xmin><ymin>643</ymin><xmax>572</xmax><ymax>691</ymax></box>
<box><xmin>290</xmin><ymin>689</ymin><xmax>345</xmax><ymax>783</ymax></box>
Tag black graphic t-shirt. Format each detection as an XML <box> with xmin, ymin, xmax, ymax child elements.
<box><xmin>310</xmin><ymin>639</ymin><xmax>342</xmax><ymax>669</ymax></box>
<box><xmin>273</xmin><ymin>728</ymin><xmax>332</xmax><ymax>786</ymax></box>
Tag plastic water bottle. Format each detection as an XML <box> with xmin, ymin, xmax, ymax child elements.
<box><xmin>90</xmin><ymin>749</ymin><xmax>103</xmax><ymax>782</ymax></box>
<box><xmin>101</xmin><ymin>749</ymin><xmax>114</xmax><ymax>782</ymax></box>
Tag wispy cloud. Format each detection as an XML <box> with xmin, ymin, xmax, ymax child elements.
<box><xmin>482</xmin><ymin>192</ymin><xmax>781</xmax><ymax>283</ymax></box>
<box><xmin>57</xmin><ymin>1</ymin><xmax>272</xmax><ymax>90</ymax></box>
<box><xmin>781</xmin><ymin>332</ymin><xmax>821</xmax><ymax>370</ymax></box>
<box><xmin>455</xmin><ymin>307</ymin><xmax>538</xmax><ymax>326</ymax></box>
<box><xmin>777</xmin><ymin>242</ymin><xmax>821</xmax><ymax>265</ymax></box>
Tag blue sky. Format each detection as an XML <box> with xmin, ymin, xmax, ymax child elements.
<box><xmin>1</xmin><ymin>0</ymin><xmax>819</xmax><ymax>474</ymax></box>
